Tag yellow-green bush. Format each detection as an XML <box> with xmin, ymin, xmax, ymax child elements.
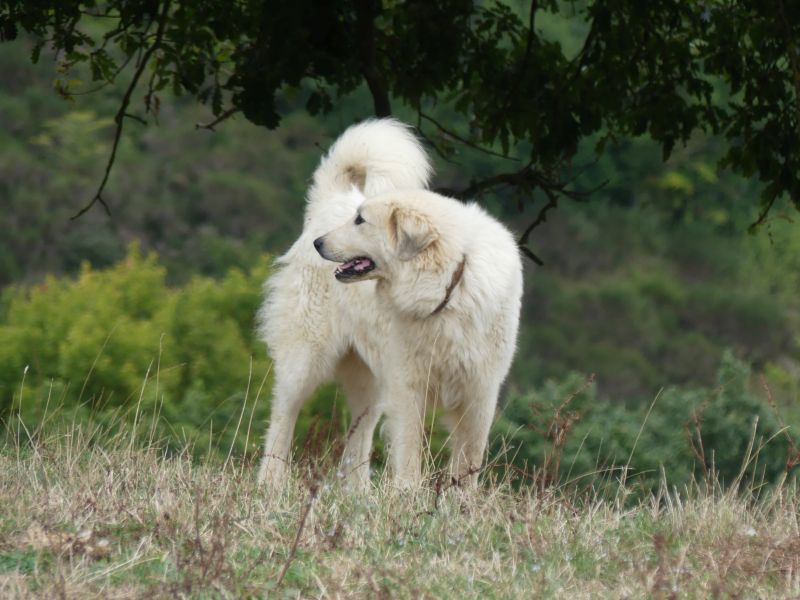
<box><xmin>0</xmin><ymin>244</ymin><xmax>279</xmax><ymax>456</ymax></box>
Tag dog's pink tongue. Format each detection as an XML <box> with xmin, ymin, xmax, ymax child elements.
<box><xmin>337</xmin><ymin>258</ymin><xmax>372</xmax><ymax>273</ymax></box>
<box><xmin>336</xmin><ymin>259</ymin><xmax>356</xmax><ymax>274</ymax></box>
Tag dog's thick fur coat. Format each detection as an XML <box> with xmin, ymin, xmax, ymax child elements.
<box><xmin>258</xmin><ymin>120</ymin><xmax>523</xmax><ymax>487</ymax></box>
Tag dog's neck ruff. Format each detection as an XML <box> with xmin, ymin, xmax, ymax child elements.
<box><xmin>430</xmin><ymin>256</ymin><xmax>466</xmax><ymax>316</ymax></box>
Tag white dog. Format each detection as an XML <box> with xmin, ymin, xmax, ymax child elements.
<box><xmin>257</xmin><ymin>119</ymin><xmax>522</xmax><ymax>488</ymax></box>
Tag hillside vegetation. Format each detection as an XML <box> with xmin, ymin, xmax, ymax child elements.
<box><xmin>2</xmin><ymin>33</ymin><xmax>800</xmax><ymax>491</ymax></box>
<box><xmin>1</xmin><ymin>245</ymin><xmax>797</xmax><ymax>497</ymax></box>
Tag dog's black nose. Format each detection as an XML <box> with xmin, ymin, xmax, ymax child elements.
<box><xmin>313</xmin><ymin>237</ymin><xmax>324</xmax><ymax>252</ymax></box>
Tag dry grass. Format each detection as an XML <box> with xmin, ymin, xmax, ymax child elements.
<box><xmin>1</xmin><ymin>424</ymin><xmax>800</xmax><ymax>599</ymax></box>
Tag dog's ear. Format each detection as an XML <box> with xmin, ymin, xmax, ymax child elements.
<box><xmin>390</xmin><ymin>207</ymin><xmax>437</xmax><ymax>260</ymax></box>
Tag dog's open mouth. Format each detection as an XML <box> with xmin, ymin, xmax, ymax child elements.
<box><xmin>334</xmin><ymin>257</ymin><xmax>376</xmax><ymax>281</ymax></box>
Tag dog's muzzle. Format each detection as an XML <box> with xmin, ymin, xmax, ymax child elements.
<box><xmin>313</xmin><ymin>236</ymin><xmax>377</xmax><ymax>281</ymax></box>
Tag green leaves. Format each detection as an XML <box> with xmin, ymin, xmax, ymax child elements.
<box><xmin>1</xmin><ymin>0</ymin><xmax>798</xmax><ymax>222</ymax></box>
<box><xmin>88</xmin><ymin>49</ymin><xmax>116</xmax><ymax>82</ymax></box>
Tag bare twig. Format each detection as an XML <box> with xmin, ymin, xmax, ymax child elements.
<box><xmin>517</xmin><ymin>188</ymin><xmax>559</xmax><ymax>248</ymax></box>
<box><xmin>71</xmin><ymin>0</ymin><xmax>172</xmax><ymax>220</ymax></box>
<box><xmin>420</xmin><ymin>112</ymin><xmax>519</xmax><ymax>161</ymax></box>
<box><xmin>436</xmin><ymin>161</ymin><xmax>536</xmax><ymax>199</ymax></box>
<box><xmin>124</xmin><ymin>112</ymin><xmax>147</xmax><ymax>126</ymax></box>
<box><xmin>275</xmin><ymin>482</ymin><xmax>319</xmax><ymax>589</ymax></box>
<box><xmin>517</xmin><ymin>175</ymin><xmax>608</xmax><ymax>245</ymax></box>
<box><xmin>759</xmin><ymin>374</ymin><xmax>800</xmax><ymax>473</ymax></box>
<box><xmin>195</xmin><ymin>107</ymin><xmax>240</xmax><ymax>131</ymax></box>
<box><xmin>748</xmin><ymin>195</ymin><xmax>778</xmax><ymax>233</ymax></box>
<box><xmin>415</xmin><ymin>114</ymin><xmax>460</xmax><ymax>165</ymax></box>
<box><xmin>519</xmin><ymin>245</ymin><xmax>544</xmax><ymax>266</ymax></box>
<box><xmin>523</xmin><ymin>373</ymin><xmax>594</xmax><ymax>490</ymax></box>
<box><xmin>423</xmin><ymin>464</ymin><xmax>484</xmax><ymax>514</ymax></box>
<box><xmin>683</xmin><ymin>382</ymin><xmax>728</xmax><ymax>485</ymax></box>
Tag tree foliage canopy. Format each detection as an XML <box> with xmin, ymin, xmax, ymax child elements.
<box><xmin>2</xmin><ymin>0</ymin><xmax>799</xmax><ymax>229</ymax></box>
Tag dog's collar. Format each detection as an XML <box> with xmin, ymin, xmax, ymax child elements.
<box><xmin>430</xmin><ymin>256</ymin><xmax>466</xmax><ymax>316</ymax></box>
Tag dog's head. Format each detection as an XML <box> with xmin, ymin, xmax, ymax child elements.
<box><xmin>314</xmin><ymin>196</ymin><xmax>438</xmax><ymax>283</ymax></box>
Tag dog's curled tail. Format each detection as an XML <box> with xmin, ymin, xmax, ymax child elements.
<box><xmin>309</xmin><ymin>118</ymin><xmax>432</xmax><ymax>202</ymax></box>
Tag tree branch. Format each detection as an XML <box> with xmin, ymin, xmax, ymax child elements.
<box><xmin>437</xmin><ymin>161</ymin><xmax>607</xmax><ymax>266</ymax></box>
<box><xmin>517</xmin><ymin>187</ymin><xmax>559</xmax><ymax>247</ymax></box>
<box><xmin>71</xmin><ymin>0</ymin><xmax>171</xmax><ymax>220</ymax></box>
<box><xmin>436</xmin><ymin>161</ymin><xmax>537</xmax><ymax>199</ymax></box>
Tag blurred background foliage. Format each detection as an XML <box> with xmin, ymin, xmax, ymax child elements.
<box><xmin>1</xmin><ymin>8</ymin><xmax>799</xmax><ymax>492</ymax></box>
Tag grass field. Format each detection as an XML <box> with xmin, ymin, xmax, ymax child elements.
<box><xmin>1</xmin><ymin>422</ymin><xmax>799</xmax><ymax>599</ymax></box>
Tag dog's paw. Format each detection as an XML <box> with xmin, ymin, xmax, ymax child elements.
<box><xmin>257</xmin><ymin>455</ymin><xmax>290</xmax><ymax>488</ymax></box>
<box><xmin>338</xmin><ymin>462</ymin><xmax>374</xmax><ymax>494</ymax></box>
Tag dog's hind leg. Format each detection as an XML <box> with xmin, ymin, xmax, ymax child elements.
<box><xmin>258</xmin><ymin>353</ymin><xmax>330</xmax><ymax>488</ymax></box>
<box><xmin>337</xmin><ymin>351</ymin><xmax>381</xmax><ymax>490</ymax></box>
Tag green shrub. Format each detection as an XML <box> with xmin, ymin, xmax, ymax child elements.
<box><xmin>494</xmin><ymin>351</ymin><xmax>797</xmax><ymax>494</ymax></box>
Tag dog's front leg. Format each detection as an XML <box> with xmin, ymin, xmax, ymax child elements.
<box><xmin>258</xmin><ymin>359</ymin><xmax>324</xmax><ymax>488</ymax></box>
<box><xmin>382</xmin><ymin>379</ymin><xmax>426</xmax><ymax>487</ymax></box>
<box><xmin>258</xmin><ymin>397</ymin><xmax>301</xmax><ymax>487</ymax></box>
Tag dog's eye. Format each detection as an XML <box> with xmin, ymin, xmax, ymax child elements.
<box><xmin>354</xmin><ymin>214</ymin><xmax>365</xmax><ymax>225</ymax></box>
